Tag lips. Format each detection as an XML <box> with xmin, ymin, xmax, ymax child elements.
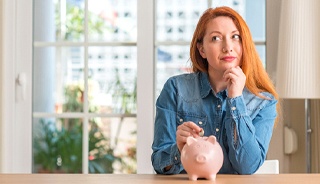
<box><xmin>221</xmin><ymin>56</ymin><xmax>236</xmax><ymax>62</ymax></box>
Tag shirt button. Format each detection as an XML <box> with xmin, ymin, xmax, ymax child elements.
<box><xmin>179</xmin><ymin>119</ymin><xmax>183</xmax><ymax>122</ymax></box>
<box><xmin>216</xmin><ymin>128</ymin><xmax>219</xmax><ymax>132</ymax></box>
<box><xmin>175</xmin><ymin>156</ymin><xmax>178</xmax><ymax>160</ymax></box>
<box><xmin>199</xmin><ymin>121</ymin><xmax>203</xmax><ymax>125</ymax></box>
<box><xmin>217</xmin><ymin>105</ymin><xmax>221</xmax><ymax>108</ymax></box>
<box><xmin>231</xmin><ymin>107</ymin><xmax>236</xmax><ymax>110</ymax></box>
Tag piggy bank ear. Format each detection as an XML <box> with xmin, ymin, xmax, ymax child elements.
<box><xmin>207</xmin><ymin>135</ymin><xmax>217</xmax><ymax>144</ymax></box>
<box><xmin>186</xmin><ymin>136</ymin><xmax>197</xmax><ymax>146</ymax></box>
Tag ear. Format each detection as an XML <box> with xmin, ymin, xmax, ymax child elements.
<box><xmin>186</xmin><ymin>136</ymin><xmax>197</xmax><ymax>146</ymax></box>
<box><xmin>197</xmin><ymin>43</ymin><xmax>207</xmax><ymax>58</ymax></box>
<box><xmin>207</xmin><ymin>135</ymin><xmax>216</xmax><ymax>144</ymax></box>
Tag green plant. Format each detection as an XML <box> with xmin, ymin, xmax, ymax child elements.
<box><xmin>88</xmin><ymin>120</ymin><xmax>121</xmax><ymax>173</ymax></box>
<box><xmin>33</xmin><ymin>118</ymin><xmax>120</xmax><ymax>173</ymax></box>
<box><xmin>33</xmin><ymin>119</ymin><xmax>62</xmax><ymax>173</ymax></box>
<box><xmin>55</xmin><ymin>3</ymin><xmax>113</xmax><ymax>41</ymax></box>
<box><xmin>33</xmin><ymin>83</ymin><xmax>119</xmax><ymax>173</ymax></box>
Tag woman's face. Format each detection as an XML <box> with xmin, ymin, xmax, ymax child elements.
<box><xmin>197</xmin><ymin>16</ymin><xmax>242</xmax><ymax>75</ymax></box>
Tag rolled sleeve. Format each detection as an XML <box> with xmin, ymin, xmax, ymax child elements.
<box><xmin>224</xmin><ymin>94</ymin><xmax>277</xmax><ymax>174</ymax></box>
<box><xmin>227</xmin><ymin>95</ymin><xmax>248</xmax><ymax>118</ymax></box>
<box><xmin>151</xmin><ymin>78</ymin><xmax>184</xmax><ymax>174</ymax></box>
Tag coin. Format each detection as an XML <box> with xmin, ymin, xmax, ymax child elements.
<box><xmin>199</xmin><ymin>129</ymin><xmax>204</xmax><ymax>137</ymax></box>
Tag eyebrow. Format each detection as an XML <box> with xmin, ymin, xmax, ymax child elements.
<box><xmin>208</xmin><ymin>30</ymin><xmax>239</xmax><ymax>35</ymax></box>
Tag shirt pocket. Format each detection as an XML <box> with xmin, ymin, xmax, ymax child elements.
<box><xmin>176</xmin><ymin>111</ymin><xmax>207</xmax><ymax>128</ymax></box>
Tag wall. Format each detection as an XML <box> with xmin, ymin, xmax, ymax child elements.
<box><xmin>312</xmin><ymin>100</ymin><xmax>320</xmax><ymax>172</ymax></box>
<box><xmin>267</xmin><ymin>0</ymin><xmax>320</xmax><ymax>173</ymax></box>
<box><xmin>285</xmin><ymin>100</ymin><xmax>320</xmax><ymax>173</ymax></box>
<box><xmin>266</xmin><ymin>0</ymin><xmax>290</xmax><ymax>173</ymax></box>
<box><xmin>286</xmin><ymin>100</ymin><xmax>306</xmax><ymax>173</ymax></box>
<box><xmin>0</xmin><ymin>0</ymin><xmax>3</xmax><ymax>173</ymax></box>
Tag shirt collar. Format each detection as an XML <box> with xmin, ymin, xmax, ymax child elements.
<box><xmin>199</xmin><ymin>72</ymin><xmax>228</xmax><ymax>98</ymax></box>
<box><xmin>199</xmin><ymin>72</ymin><xmax>213</xmax><ymax>98</ymax></box>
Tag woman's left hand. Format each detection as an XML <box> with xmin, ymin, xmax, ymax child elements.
<box><xmin>223</xmin><ymin>66</ymin><xmax>246</xmax><ymax>98</ymax></box>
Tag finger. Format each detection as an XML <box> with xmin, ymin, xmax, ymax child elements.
<box><xmin>227</xmin><ymin>73</ymin><xmax>237</xmax><ymax>83</ymax></box>
<box><xmin>229</xmin><ymin>67</ymin><xmax>241</xmax><ymax>76</ymax></box>
<box><xmin>223</xmin><ymin>68</ymin><xmax>235</xmax><ymax>80</ymax></box>
<box><xmin>224</xmin><ymin>72</ymin><xmax>233</xmax><ymax>82</ymax></box>
<box><xmin>224</xmin><ymin>67</ymin><xmax>244</xmax><ymax>82</ymax></box>
<box><xmin>223</xmin><ymin>68</ymin><xmax>231</xmax><ymax>77</ymax></box>
<box><xmin>225</xmin><ymin>66</ymin><xmax>242</xmax><ymax>76</ymax></box>
<box><xmin>177</xmin><ymin>122</ymin><xmax>202</xmax><ymax>139</ymax></box>
<box><xmin>183</xmin><ymin>121</ymin><xmax>202</xmax><ymax>133</ymax></box>
<box><xmin>176</xmin><ymin>128</ymin><xmax>192</xmax><ymax>138</ymax></box>
<box><xmin>190</xmin><ymin>131</ymin><xmax>200</xmax><ymax>138</ymax></box>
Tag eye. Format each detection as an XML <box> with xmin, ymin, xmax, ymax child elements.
<box><xmin>232</xmin><ymin>34</ymin><xmax>241</xmax><ymax>40</ymax></box>
<box><xmin>212</xmin><ymin>36</ymin><xmax>221</xmax><ymax>41</ymax></box>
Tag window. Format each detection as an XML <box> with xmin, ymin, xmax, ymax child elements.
<box><xmin>31</xmin><ymin>0</ymin><xmax>265</xmax><ymax>174</ymax></box>
<box><xmin>33</xmin><ymin>0</ymin><xmax>137</xmax><ymax>174</ymax></box>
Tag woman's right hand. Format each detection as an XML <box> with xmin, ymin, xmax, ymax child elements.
<box><xmin>176</xmin><ymin>121</ymin><xmax>202</xmax><ymax>152</ymax></box>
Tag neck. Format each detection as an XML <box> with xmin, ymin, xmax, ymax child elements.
<box><xmin>208</xmin><ymin>70</ymin><xmax>227</xmax><ymax>94</ymax></box>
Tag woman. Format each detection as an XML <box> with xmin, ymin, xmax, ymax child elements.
<box><xmin>151</xmin><ymin>6</ymin><xmax>280</xmax><ymax>175</ymax></box>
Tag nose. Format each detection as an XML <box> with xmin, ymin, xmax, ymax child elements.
<box><xmin>222</xmin><ymin>39</ymin><xmax>233</xmax><ymax>53</ymax></box>
<box><xmin>222</xmin><ymin>47</ymin><xmax>232</xmax><ymax>53</ymax></box>
<box><xmin>196</xmin><ymin>155</ymin><xmax>207</xmax><ymax>163</ymax></box>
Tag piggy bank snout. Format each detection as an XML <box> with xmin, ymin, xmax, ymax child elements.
<box><xmin>196</xmin><ymin>154</ymin><xmax>207</xmax><ymax>163</ymax></box>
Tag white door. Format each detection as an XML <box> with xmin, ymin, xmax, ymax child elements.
<box><xmin>1</xmin><ymin>0</ymin><xmax>33</xmax><ymax>173</ymax></box>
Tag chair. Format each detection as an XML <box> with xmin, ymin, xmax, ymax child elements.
<box><xmin>254</xmin><ymin>160</ymin><xmax>279</xmax><ymax>174</ymax></box>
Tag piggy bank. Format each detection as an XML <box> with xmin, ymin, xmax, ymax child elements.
<box><xmin>181</xmin><ymin>135</ymin><xmax>223</xmax><ymax>181</ymax></box>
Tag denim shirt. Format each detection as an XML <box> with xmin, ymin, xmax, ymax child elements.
<box><xmin>151</xmin><ymin>72</ymin><xmax>277</xmax><ymax>175</ymax></box>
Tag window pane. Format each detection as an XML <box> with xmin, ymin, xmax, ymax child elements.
<box><xmin>34</xmin><ymin>0</ymin><xmax>85</xmax><ymax>42</ymax></box>
<box><xmin>88</xmin><ymin>0</ymin><xmax>137</xmax><ymax>42</ymax></box>
<box><xmin>256</xmin><ymin>45</ymin><xmax>266</xmax><ymax>68</ymax></box>
<box><xmin>156</xmin><ymin>46</ymin><xmax>190</xmax><ymax>96</ymax></box>
<box><xmin>245</xmin><ymin>0</ymin><xmax>266</xmax><ymax>41</ymax></box>
<box><xmin>33</xmin><ymin>118</ymin><xmax>83</xmax><ymax>173</ymax></box>
<box><xmin>156</xmin><ymin>0</ymin><xmax>207</xmax><ymax>42</ymax></box>
<box><xmin>33</xmin><ymin>47</ymin><xmax>84</xmax><ymax>113</ymax></box>
<box><xmin>88</xmin><ymin>46</ymin><xmax>137</xmax><ymax>114</ymax></box>
<box><xmin>88</xmin><ymin>117</ymin><xmax>137</xmax><ymax>173</ymax></box>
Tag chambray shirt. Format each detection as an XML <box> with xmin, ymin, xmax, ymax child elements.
<box><xmin>151</xmin><ymin>72</ymin><xmax>277</xmax><ymax>175</ymax></box>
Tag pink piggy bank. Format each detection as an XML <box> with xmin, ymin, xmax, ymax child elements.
<box><xmin>181</xmin><ymin>135</ymin><xmax>223</xmax><ymax>181</ymax></box>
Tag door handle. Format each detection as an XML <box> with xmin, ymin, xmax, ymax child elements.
<box><xmin>16</xmin><ymin>72</ymin><xmax>27</xmax><ymax>101</ymax></box>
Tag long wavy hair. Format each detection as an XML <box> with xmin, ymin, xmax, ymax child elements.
<box><xmin>190</xmin><ymin>7</ymin><xmax>281</xmax><ymax>124</ymax></box>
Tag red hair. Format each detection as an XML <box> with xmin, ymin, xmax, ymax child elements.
<box><xmin>190</xmin><ymin>7</ymin><xmax>280</xmax><ymax>124</ymax></box>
